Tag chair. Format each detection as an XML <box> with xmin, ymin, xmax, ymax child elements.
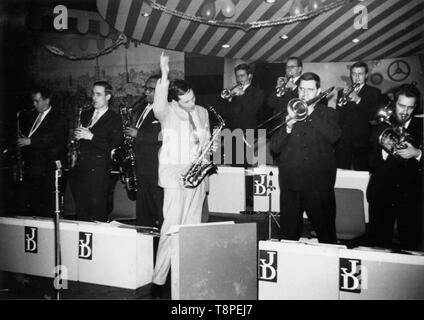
<box><xmin>309</xmin><ymin>188</ymin><xmax>366</xmax><ymax>248</ymax></box>
<box><xmin>334</xmin><ymin>187</ymin><xmax>366</xmax><ymax>247</ymax></box>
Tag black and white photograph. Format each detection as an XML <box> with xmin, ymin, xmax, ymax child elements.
<box><xmin>0</xmin><ymin>0</ymin><xmax>423</xmax><ymax>307</ymax></box>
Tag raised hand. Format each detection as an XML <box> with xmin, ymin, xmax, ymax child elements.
<box><xmin>160</xmin><ymin>51</ymin><xmax>169</xmax><ymax>77</ymax></box>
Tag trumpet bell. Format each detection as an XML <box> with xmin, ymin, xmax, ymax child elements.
<box><xmin>221</xmin><ymin>89</ymin><xmax>231</xmax><ymax>100</ymax></box>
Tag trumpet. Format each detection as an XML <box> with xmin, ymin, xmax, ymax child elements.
<box><xmin>337</xmin><ymin>83</ymin><xmax>360</xmax><ymax>107</ymax></box>
<box><xmin>276</xmin><ymin>76</ymin><xmax>294</xmax><ymax>97</ymax></box>
<box><xmin>259</xmin><ymin>87</ymin><xmax>335</xmax><ymax>137</ymax></box>
<box><xmin>221</xmin><ymin>84</ymin><xmax>244</xmax><ymax>100</ymax></box>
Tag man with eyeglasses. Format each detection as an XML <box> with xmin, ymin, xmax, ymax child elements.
<box><xmin>124</xmin><ymin>74</ymin><xmax>164</xmax><ymax>229</ymax></box>
<box><xmin>267</xmin><ymin>57</ymin><xmax>303</xmax><ymax>117</ymax></box>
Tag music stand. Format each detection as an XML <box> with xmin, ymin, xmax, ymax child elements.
<box><xmin>267</xmin><ymin>171</ymin><xmax>280</xmax><ymax>240</ymax></box>
<box><xmin>53</xmin><ymin>161</ymin><xmax>63</xmax><ymax>300</ymax></box>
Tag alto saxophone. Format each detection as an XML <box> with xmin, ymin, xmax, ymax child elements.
<box><xmin>181</xmin><ymin>105</ymin><xmax>225</xmax><ymax>188</ymax></box>
<box><xmin>111</xmin><ymin>103</ymin><xmax>138</xmax><ymax>199</ymax></box>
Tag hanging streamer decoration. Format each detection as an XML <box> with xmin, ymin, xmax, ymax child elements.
<box><xmin>44</xmin><ymin>33</ymin><xmax>128</xmax><ymax>60</ymax></box>
<box><xmin>147</xmin><ymin>0</ymin><xmax>350</xmax><ymax>32</ymax></box>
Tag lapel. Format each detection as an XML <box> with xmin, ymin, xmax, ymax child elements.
<box><xmin>138</xmin><ymin>105</ymin><xmax>155</xmax><ymax>129</ymax></box>
<box><xmin>29</xmin><ymin>109</ymin><xmax>52</xmax><ymax>137</ymax></box>
<box><xmin>90</xmin><ymin>109</ymin><xmax>112</xmax><ymax>129</ymax></box>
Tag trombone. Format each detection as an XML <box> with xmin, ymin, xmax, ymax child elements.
<box><xmin>221</xmin><ymin>84</ymin><xmax>244</xmax><ymax>100</ymax></box>
<box><xmin>259</xmin><ymin>86</ymin><xmax>335</xmax><ymax>137</ymax></box>
<box><xmin>337</xmin><ymin>83</ymin><xmax>360</xmax><ymax>107</ymax></box>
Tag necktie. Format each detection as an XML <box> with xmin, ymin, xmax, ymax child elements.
<box><xmin>186</xmin><ymin>110</ymin><xmax>200</xmax><ymax>145</ymax></box>
<box><xmin>89</xmin><ymin>110</ymin><xmax>100</xmax><ymax>128</ymax></box>
<box><xmin>136</xmin><ymin>105</ymin><xmax>151</xmax><ymax>129</ymax></box>
<box><xmin>29</xmin><ymin>113</ymin><xmax>43</xmax><ymax>137</ymax></box>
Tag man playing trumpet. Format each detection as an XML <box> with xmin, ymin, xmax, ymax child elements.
<box><xmin>335</xmin><ymin>61</ymin><xmax>383</xmax><ymax>171</ymax></box>
<box><xmin>223</xmin><ymin>63</ymin><xmax>264</xmax><ymax>167</ymax></box>
<box><xmin>267</xmin><ymin>57</ymin><xmax>303</xmax><ymax>116</ymax></box>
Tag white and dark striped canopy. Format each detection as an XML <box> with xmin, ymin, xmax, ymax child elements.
<box><xmin>96</xmin><ymin>0</ymin><xmax>424</xmax><ymax>62</ymax></box>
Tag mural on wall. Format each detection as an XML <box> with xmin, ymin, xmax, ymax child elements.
<box><xmin>31</xmin><ymin>34</ymin><xmax>184</xmax><ymax>114</ymax></box>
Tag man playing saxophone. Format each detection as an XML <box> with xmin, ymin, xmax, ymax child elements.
<box><xmin>69</xmin><ymin>81</ymin><xmax>122</xmax><ymax>222</ymax></box>
<box><xmin>149</xmin><ymin>52</ymin><xmax>211</xmax><ymax>299</ymax></box>
<box><xmin>124</xmin><ymin>74</ymin><xmax>164</xmax><ymax>229</ymax></box>
<box><xmin>367</xmin><ymin>84</ymin><xmax>423</xmax><ymax>250</ymax></box>
<box><xmin>17</xmin><ymin>86</ymin><xmax>67</xmax><ymax>217</ymax></box>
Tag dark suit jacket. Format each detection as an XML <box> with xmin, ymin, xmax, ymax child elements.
<box><xmin>21</xmin><ymin>107</ymin><xmax>67</xmax><ymax>175</ymax></box>
<box><xmin>267</xmin><ymin>79</ymin><xmax>300</xmax><ymax>117</ymax></box>
<box><xmin>336</xmin><ymin>84</ymin><xmax>382</xmax><ymax>147</ymax></box>
<box><xmin>367</xmin><ymin>116</ymin><xmax>423</xmax><ymax>201</ymax></box>
<box><xmin>224</xmin><ymin>85</ymin><xmax>264</xmax><ymax>131</ymax></box>
<box><xmin>134</xmin><ymin>103</ymin><xmax>162</xmax><ymax>183</ymax></box>
<box><xmin>77</xmin><ymin>108</ymin><xmax>122</xmax><ymax>172</ymax></box>
<box><xmin>270</xmin><ymin>103</ymin><xmax>341</xmax><ymax>191</ymax></box>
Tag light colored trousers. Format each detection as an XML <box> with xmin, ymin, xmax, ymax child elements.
<box><xmin>152</xmin><ymin>183</ymin><xmax>206</xmax><ymax>285</ymax></box>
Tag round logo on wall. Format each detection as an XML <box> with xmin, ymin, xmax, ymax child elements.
<box><xmin>387</xmin><ymin>60</ymin><xmax>410</xmax><ymax>82</ymax></box>
<box><xmin>370</xmin><ymin>73</ymin><xmax>383</xmax><ymax>85</ymax></box>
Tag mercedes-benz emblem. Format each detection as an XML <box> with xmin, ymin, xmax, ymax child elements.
<box><xmin>387</xmin><ymin>60</ymin><xmax>410</xmax><ymax>82</ymax></box>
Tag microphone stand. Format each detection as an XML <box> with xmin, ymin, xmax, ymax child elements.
<box><xmin>267</xmin><ymin>171</ymin><xmax>280</xmax><ymax>240</ymax></box>
<box><xmin>54</xmin><ymin>161</ymin><xmax>63</xmax><ymax>300</ymax></box>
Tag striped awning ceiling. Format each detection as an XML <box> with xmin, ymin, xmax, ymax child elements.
<box><xmin>96</xmin><ymin>0</ymin><xmax>424</xmax><ymax>63</ymax></box>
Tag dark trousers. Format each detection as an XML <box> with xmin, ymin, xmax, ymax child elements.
<box><xmin>69</xmin><ymin>166</ymin><xmax>110</xmax><ymax>222</ymax></box>
<box><xmin>24</xmin><ymin>171</ymin><xmax>54</xmax><ymax>218</ymax></box>
<box><xmin>368</xmin><ymin>194</ymin><xmax>421</xmax><ymax>250</ymax></box>
<box><xmin>280</xmin><ymin>189</ymin><xmax>337</xmax><ymax>244</ymax></box>
<box><xmin>335</xmin><ymin>143</ymin><xmax>369</xmax><ymax>171</ymax></box>
<box><xmin>136</xmin><ymin>180</ymin><xmax>164</xmax><ymax>228</ymax></box>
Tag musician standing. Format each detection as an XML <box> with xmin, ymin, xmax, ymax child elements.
<box><xmin>224</xmin><ymin>63</ymin><xmax>264</xmax><ymax>167</ymax></box>
<box><xmin>17</xmin><ymin>86</ymin><xmax>67</xmax><ymax>217</ymax></box>
<box><xmin>335</xmin><ymin>61</ymin><xmax>383</xmax><ymax>171</ymax></box>
<box><xmin>149</xmin><ymin>52</ymin><xmax>211</xmax><ymax>298</ymax></box>
<box><xmin>367</xmin><ymin>84</ymin><xmax>423</xmax><ymax>250</ymax></box>
<box><xmin>267</xmin><ymin>57</ymin><xmax>303</xmax><ymax>116</ymax></box>
<box><xmin>124</xmin><ymin>74</ymin><xmax>164</xmax><ymax>228</ymax></box>
<box><xmin>69</xmin><ymin>81</ymin><xmax>122</xmax><ymax>222</ymax></box>
<box><xmin>270</xmin><ymin>73</ymin><xmax>341</xmax><ymax>244</ymax></box>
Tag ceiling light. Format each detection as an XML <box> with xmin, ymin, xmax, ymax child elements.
<box><xmin>352</xmin><ymin>38</ymin><xmax>360</xmax><ymax>43</ymax></box>
<box><xmin>280</xmin><ymin>34</ymin><xmax>289</xmax><ymax>39</ymax></box>
<box><xmin>222</xmin><ymin>44</ymin><xmax>230</xmax><ymax>48</ymax></box>
<box><xmin>141</xmin><ymin>12</ymin><xmax>150</xmax><ymax>17</ymax></box>
<box><xmin>265</xmin><ymin>0</ymin><xmax>276</xmax><ymax>3</ymax></box>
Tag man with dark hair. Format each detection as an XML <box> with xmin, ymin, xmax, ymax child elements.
<box><xmin>223</xmin><ymin>63</ymin><xmax>264</xmax><ymax>166</ymax></box>
<box><xmin>367</xmin><ymin>84</ymin><xmax>423</xmax><ymax>250</ymax></box>
<box><xmin>267</xmin><ymin>56</ymin><xmax>303</xmax><ymax>116</ymax></box>
<box><xmin>124</xmin><ymin>74</ymin><xmax>163</xmax><ymax>228</ymax></box>
<box><xmin>70</xmin><ymin>81</ymin><xmax>122</xmax><ymax>222</ymax></box>
<box><xmin>17</xmin><ymin>86</ymin><xmax>67</xmax><ymax>217</ymax></box>
<box><xmin>270</xmin><ymin>72</ymin><xmax>341</xmax><ymax>244</ymax></box>
<box><xmin>149</xmin><ymin>53</ymin><xmax>211</xmax><ymax>298</ymax></box>
<box><xmin>335</xmin><ymin>61</ymin><xmax>383</xmax><ymax>171</ymax></box>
